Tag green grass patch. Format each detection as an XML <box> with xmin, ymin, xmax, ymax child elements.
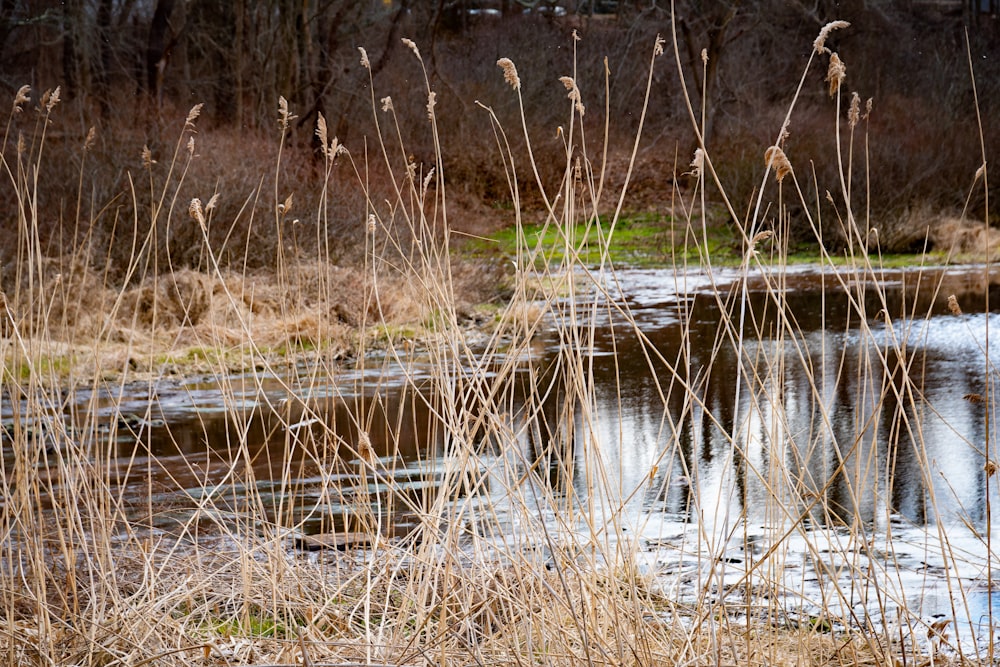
<box><xmin>465</xmin><ymin>213</ymin><xmax>952</xmax><ymax>271</ymax></box>
<box><xmin>463</xmin><ymin>213</ymin><xmax>741</xmax><ymax>268</ymax></box>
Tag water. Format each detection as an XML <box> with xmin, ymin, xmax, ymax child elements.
<box><xmin>4</xmin><ymin>262</ymin><xmax>1000</xmax><ymax>651</ymax></box>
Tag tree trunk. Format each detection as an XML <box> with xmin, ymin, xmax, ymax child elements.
<box><xmin>146</xmin><ymin>0</ymin><xmax>176</xmax><ymax>109</ymax></box>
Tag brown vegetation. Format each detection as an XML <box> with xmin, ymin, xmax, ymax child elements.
<box><xmin>0</xmin><ymin>5</ymin><xmax>998</xmax><ymax>666</ymax></box>
<box><xmin>1</xmin><ymin>1</ymin><xmax>998</xmax><ymax>270</ymax></box>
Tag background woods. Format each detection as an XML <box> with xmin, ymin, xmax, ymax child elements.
<box><xmin>0</xmin><ymin>0</ymin><xmax>998</xmax><ymax>274</ymax></box>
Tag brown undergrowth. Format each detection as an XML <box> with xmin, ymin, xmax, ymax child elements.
<box><xmin>1</xmin><ymin>259</ymin><xmax>504</xmax><ymax>382</ymax></box>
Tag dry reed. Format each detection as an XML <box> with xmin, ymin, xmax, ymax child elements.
<box><xmin>0</xmin><ymin>14</ymin><xmax>995</xmax><ymax>667</ymax></box>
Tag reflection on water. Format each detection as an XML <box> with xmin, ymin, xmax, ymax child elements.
<box><xmin>579</xmin><ymin>266</ymin><xmax>999</xmax><ymax>533</ymax></box>
<box><xmin>2</xmin><ymin>265</ymin><xmax>999</xmax><ymax>542</ymax></box>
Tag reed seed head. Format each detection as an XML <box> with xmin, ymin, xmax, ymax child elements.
<box><xmin>367</xmin><ymin>213</ymin><xmax>377</xmax><ymax>233</ymax></box>
<box><xmin>186</xmin><ymin>136</ymin><xmax>195</xmax><ymax>156</ymax></box>
<box><xmin>141</xmin><ymin>145</ymin><xmax>155</xmax><ymax>168</ymax></box>
<box><xmin>559</xmin><ymin>76</ymin><xmax>585</xmax><ymax>116</ymax></box>
<box><xmin>381</xmin><ymin>96</ymin><xmax>394</xmax><ymax>112</ymax></box>
<box><xmin>316</xmin><ymin>112</ymin><xmax>328</xmax><ymax>148</ymax></box>
<box><xmin>748</xmin><ymin>230</ymin><xmax>774</xmax><ymax>258</ymax></box>
<box><xmin>401</xmin><ymin>38</ymin><xmax>422</xmax><ymax>61</ymax></box>
<box><xmin>497</xmin><ymin>58</ymin><xmax>520</xmax><ymax>90</ymax></box>
<box><xmin>826</xmin><ymin>52</ymin><xmax>846</xmax><ymax>96</ymax></box>
<box><xmin>277</xmin><ymin>96</ymin><xmax>297</xmax><ymax>130</ymax></box>
<box><xmin>358</xmin><ymin>47</ymin><xmax>370</xmax><ymax>69</ymax></box>
<box><xmin>814</xmin><ymin>20</ymin><xmax>850</xmax><ymax>54</ymax></box>
<box><xmin>764</xmin><ymin>145</ymin><xmax>791</xmax><ymax>182</ymax></box>
<box><xmin>189</xmin><ymin>198</ymin><xmax>206</xmax><ymax>231</ymax></box>
<box><xmin>426</xmin><ymin>91</ymin><xmax>437</xmax><ymax>121</ymax></box>
<box><xmin>654</xmin><ymin>34</ymin><xmax>665</xmax><ymax>56</ymax></box>
<box><xmin>947</xmin><ymin>294</ymin><xmax>962</xmax><ymax>315</ymax></box>
<box><xmin>848</xmin><ymin>92</ymin><xmax>860</xmax><ymax>128</ymax></box>
<box><xmin>701</xmin><ymin>48</ymin><xmax>708</xmax><ymax>65</ymax></box>
<box><xmin>205</xmin><ymin>193</ymin><xmax>220</xmax><ymax>213</ymax></box>
<box><xmin>689</xmin><ymin>148</ymin><xmax>704</xmax><ymax>178</ymax></box>
<box><xmin>966</xmin><ymin>393</ymin><xmax>987</xmax><ymax>404</ymax></box>
<box><xmin>84</xmin><ymin>126</ymin><xmax>96</xmax><ymax>152</ymax></box>
<box><xmin>12</xmin><ymin>85</ymin><xmax>30</xmax><ymax>114</ymax></box>
<box><xmin>358</xmin><ymin>432</ymin><xmax>376</xmax><ymax>465</ymax></box>
<box><xmin>314</xmin><ymin>114</ymin><xmax>341</xmax><ymax>160</ymax></box>
<box><xmin>41</xmin><ymin>86</ymin><xmax>60</xmax><ymax>113</ymax></box>
<box><xmin>975</xmin><ymin>162</ymin><xmax>987</xmax><ymax>182</ymax></box>
<box><xmin>184</xmin><ymin>102</ymin><xmax>203</xmax><ymax>129</ymax></box>
<box><xmin>985</xmin><ymin>459</ymin><xmax>998</xmax><ymax>477</ymax></box>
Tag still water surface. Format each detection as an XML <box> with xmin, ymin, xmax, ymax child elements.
<box><xmin>5</xmin><ymin>263</ymin><xmax>1000</xmax><ymax>644</ymax></box>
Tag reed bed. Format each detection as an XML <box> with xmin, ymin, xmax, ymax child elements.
<box><xmin>0</xmin><ymin>13</ymin><xmax>995</xmax><ymax>667</ymax></box>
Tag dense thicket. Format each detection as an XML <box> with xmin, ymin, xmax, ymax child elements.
<box><xmin>1</xmin><ymin>0</ymin><xmax>997</xmax><ymax>268</ymax></box>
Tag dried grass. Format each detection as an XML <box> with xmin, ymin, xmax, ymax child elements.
<box><xmin>0</xmin><ymin>15</ymin><xmax>996</xmax><ymax>667</ymax></box>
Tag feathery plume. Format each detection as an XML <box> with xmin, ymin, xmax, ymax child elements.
<box><xmin>497</xmin><ymin>58</ymin><xmax>520</xmax><ymax>90</ymax></box>
<box><xmin>278</xmin><ymin>193</ymin><xmax>293</xmax><ymax>217</ymax></box>
<box><xmin>765</xmin><ymin>145</ymin><xmax>792</xmax><ymax>182</ymax></box>
<box><xmin>314</xmin><ymin>114</ymin><xmax>341</xmax><ymax>160</ymax></box>
<box><xmin>381</xmin><ymin>96</ymin><xmax>394</xmax><ymax>112</ymax></box>
<box><xmin>186</xmin><ymin>136</ymin><xmax>195</xmax><ymax>156</ymax></box>
<box><xmin>401</xmin><ymin>38</ymin><xmax>422</xmax><ymax>61</ymax></box>
<box><xmin>559</xmin><ymin>76</ymin><xmax>585</xmax><ymax>116</ymax></box>
<box><xmin>748</xmin><ymin>230</ymin><xmax>774</xmax><ymax>258</ymax></box>
<box><xmin>848</xmin><ymin>92</ymin><xmax>860</xmax><ymax>129</ymax></box>
<box><xmin>189</xmin><ymin>198</ymin><xmax>206</xmax><ymax>231</ymax></box>
<box><xmin>358</xmin><ymin>47</ymin><xmax>370</xmax><ymax>69</ymax></box>
<box><xmin>12</xmin><ymin>85</ymin><xmax>30</xmax><ymax>114</ymax></box>
<box><xmin>826</xmin><ymin>53</ymin><xmax>846</xmax><ymax>96</ymax></box>
<box><xmin>84</xmin><ymin>126</ymin><xmax>96</xmax><ymax>152</ymax></box>
<box><xmin>367</xmin><ymin>213</ymin><xmax>377</xmax><ymax>233</ymax></box>
<box><xmin>689</xmin><ymin>148</ymin><xmax>704</xmax><ymax>178</ymax></box>
<box><xmin>814</xmin><ymin>20</ymin><xmax>850</xmax><ymax>55</ymax></box>
<box><xmin>277</xmin><ymin>96</ymin><xmax>297</xmax><ymax>130</ymax></box>
<box><xmin>947</xmin><ymin>294</ymin><xmax>962</xmax><ymax>315</ymax></box>
<box><xmin>966</xmin><ymin>393</ymin><xmax>986</xmax><ymax>404</ymax></box>
<box><xmin>205</xmin><ymin>193</ymin><xmax>220</xmax><ymax>212</ymax></box>
<box><xmin>316</xmin><ymin>112</ymin><xmax>328</xmax><ymax>148</ymax></box>
<box><xmin>653</xmin><ymin>34</ymin><xmax>665</xmax><ymax>57</ymax></box>
<box><xmin>184</xmin><ymin>103</ymin><xmax>203</xmax><ymax>129</ymax></box>
<box><xmin>358</xmin><ymin>431</ymin><xmax>376</xmax><ymax>465</ymax></box>
<box><xmin>141</xmin><ymin>145</ymin><xmax>155</xmax><ymax>168</ymax></box>
<box><xmin>426</xmin><ymin>91</ymin><xmax>436</xmax><ymax>121</ymax></box>
<box><xmin>44</xmin><ymin>86</ymin><xmax>61</xmax><ymax>112</ymax></box>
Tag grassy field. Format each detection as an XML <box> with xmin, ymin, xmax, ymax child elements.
<box><xmin>0</xmin><ymin>17</ymin><xmax>996</xmax><ymax>667</ymax></box>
